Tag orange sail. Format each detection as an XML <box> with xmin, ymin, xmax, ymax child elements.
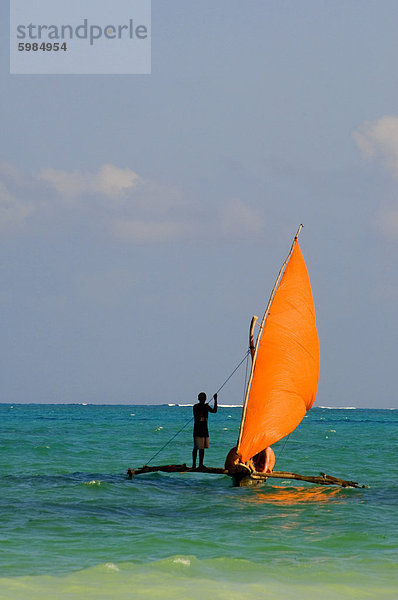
<box><xmin>237</xmin><ymin>236</ymin><xmax>319</xmax><ymax>464</ymax></box>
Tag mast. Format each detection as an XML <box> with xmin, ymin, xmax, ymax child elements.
<box><xmin>237</xmin><ymin>225</ymin><xmax>303</xmax><ymax>454</ymax></box>
<box><xmin>249</xmin><ymin>315</ymin><xmax>258</xmax><ymax>360</ymax></box>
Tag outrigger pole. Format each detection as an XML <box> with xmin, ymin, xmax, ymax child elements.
<box><xmin>126</xmin><ymin>465</ymin><xmax>366</xmax><ymax>488</ymax></box>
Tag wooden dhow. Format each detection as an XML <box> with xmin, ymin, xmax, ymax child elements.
<box><xmin>128</xmin><ymin>227</ymin><xmax>365</xmax><ymax>490</ymax></box>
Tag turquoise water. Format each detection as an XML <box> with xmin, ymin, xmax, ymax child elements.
<box><xmin>0</xmin><ymin>404</ymin><xmax>397</xmax><ymax>599</ymax></box>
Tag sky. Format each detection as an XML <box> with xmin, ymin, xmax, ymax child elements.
<box><xmin>1</xmin><ymin>1</ymin><xmax>397</xmax><ymax>408</ymax></box>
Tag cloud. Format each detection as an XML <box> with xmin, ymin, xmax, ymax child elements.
<box><xmin>109</xmin><ymin>197</ymin><xmax>263</xmax><ymax>245</ymax></box>
<box><xmin>0</xmin><ymin>162</ymin><xmax>264</xmax><ymax>244</ymax></box>
<box><xmin>353</xmin><ymin>116</ymin><xmax>398</xmax><ymax>178</ymax></box>
<box><xmin>354</xmin><ymin>116</ymin><xmax>398</xmax><ymax>241</ymax></box>
<box><xmin>39</xmin><ymin>164</ymin><xmax>141</xmax><ymax>197</ymax></box>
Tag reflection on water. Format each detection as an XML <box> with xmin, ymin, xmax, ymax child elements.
<box><xmin>242</xmin><ymin>485</ymin><xmax>344</xmax><ymax>505</ymax></box>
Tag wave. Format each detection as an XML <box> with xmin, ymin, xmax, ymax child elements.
<box><xmin>0</xmin><ymin>556</ymin><xmax>393</xmax><ymax>600</ymax></box>
<box><xmin>316</xmin><ymin>406</ymin><xmax>398</xmax><ymax>410</ymax></box>
<box><xmin>317</xmin><ymin>406</ymin><xmax>357</xmax><ymax>410</ymax></box>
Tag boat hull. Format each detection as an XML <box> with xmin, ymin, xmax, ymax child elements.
<box><xmin>232</xmin><ymin>472</ymin><xmax>266</xmax><ymax>487</ymax></box>
<box><xmin>228</xmin><ymin>464</ymin><xmax>268</xmax><ymax>487</ymax></box>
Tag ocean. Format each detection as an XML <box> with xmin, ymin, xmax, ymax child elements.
<box><xmin>0</xmin><ymin>404</ymin><xmax>396</xmax><ymax>599</ymax></box>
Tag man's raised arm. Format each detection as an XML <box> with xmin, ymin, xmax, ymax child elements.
<box><xmin>208</xmin><ymin>393</ymin><xmax>218</xmax><ymax>413</ymax></box>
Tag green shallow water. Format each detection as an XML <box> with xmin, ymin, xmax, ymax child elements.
<box><xmin>1</xmin><ymin>556</ymin><xmax>396</xmax><ymax>600</ymax></box>
<box><xmin>0</xmin><ymin>405</ymin><xmax>397</xmax><ymax>599</ymax></box>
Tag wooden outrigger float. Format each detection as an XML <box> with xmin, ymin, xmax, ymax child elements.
<box><xmin>128</xmin><ymin>227</ymin><xmax>366</xmax><ymax>490</ymax></box>
<box><xmin>126</xmin><ymin>465</ymin><xmax>365</xmax><ymax>488</ymax></box>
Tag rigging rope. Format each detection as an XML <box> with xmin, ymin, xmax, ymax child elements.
<box><xmin>144</xmin><ymin>350</ymin><xmax>250</xmax><ymax>466</ymax></box>
<box><xmin>242</xmin><ymin>351</ymin><xmax>251</xmax><ymax>406</ymax></box>
<box><xmin>276</xmin><ymin>432</ymin><xmax>291</xmax><ymax>461</ymax></box>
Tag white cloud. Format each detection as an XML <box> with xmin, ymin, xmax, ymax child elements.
<box><xmin>39</xmin><ymin>169</ymin><xmax>89</xmax><ymax>197</ymax></box>
<box><xmin>0</xmin><ymin>162</ymin><xmax>264</xmax><ymax>244</ymax></box>
<box><xmin>109</xmin><ymin>198</ymin><xmax>263</xmax><ymax>244</ymax></box>
<box><xmin>353</xmin><ymin>116</ymin><xmax>398</xmax><ymax>178</ymax></box>
<box><xmin>96</xmin><ymin>164</ymin><xmax>141</xmax><ymax>196</ymax></box>
<box><xmin>354</xmin><ymin>116</ymin><xmax>398</xmax><ymax>241</ymax></box>
<box><xmin>39</xmin><ymin>164</ymin><xmax>141</xmax><ymax>198</ymax></box>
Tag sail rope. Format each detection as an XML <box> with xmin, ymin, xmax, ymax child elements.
<box><xmin>242</xmin><ymin>350</ymin><xmax>251</xmax><ymax>404</ymax></box>
<box><xmin>144</xmin><ymin>351</ymin><xmax>250</xmax><ymax>466</ymax></box>
<box><xmin>276</xmin><ymin>432</ymin><xmax>291</xmax><ymax>461</ymax></box>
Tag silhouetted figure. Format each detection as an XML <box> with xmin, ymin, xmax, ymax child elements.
<box><xmin>192</xmin><ymin>392</ymin><xmax>217</xmax><ymax>469</ymax></box>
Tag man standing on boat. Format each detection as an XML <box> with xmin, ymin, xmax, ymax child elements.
<box><xmin>192</xmin><ymin>392</ymin><xmax>217</xmax><ymax>470</ymax></box>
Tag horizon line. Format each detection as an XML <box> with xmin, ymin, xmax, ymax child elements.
<box><xmin>1</xmin><ymin>402</ymin><xmax>396</xmax><ymax>410</ymax></box>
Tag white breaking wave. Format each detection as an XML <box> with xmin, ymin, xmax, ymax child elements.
<box><xmin>104</xmin><ymin>562</ymin><xmax>120</xmax><ymax>571</ymax></box>
<box><xmin>173</xmin><ymin>557</ymin><xmax>191</xmax><ymax>567</ymax></box>
<box><xmin>318</xmin><ymin>406</ymin><xmax>397</xmax><ymax>410</ymax></box>
<box><xmin>317</xmin><ymin>406</ymin><xmax>357</xmax><ymax>410</ymax></box>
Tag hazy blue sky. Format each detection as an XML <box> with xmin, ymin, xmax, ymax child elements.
<box><xmin>1</xmin><ymin>1</ymin><xmax>397</xmax><ymax>408</ymax></box>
